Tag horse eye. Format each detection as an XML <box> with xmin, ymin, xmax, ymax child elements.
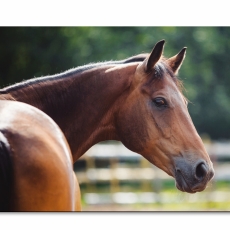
<box><xmin>153</xmin><ymin>97</ymin><xmax>167</xmax><ymax>107</ymax></box>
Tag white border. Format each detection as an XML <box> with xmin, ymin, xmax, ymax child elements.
<box><xmin>0</xmin><ymin>1</ymin><xmax>229</xmax><ymax>26</ymax></box>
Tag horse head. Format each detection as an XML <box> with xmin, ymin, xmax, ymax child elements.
<box><xmin>116</xmin><ymin>40</ymin><xmax>214</xmax><ymax>193</ymax></box>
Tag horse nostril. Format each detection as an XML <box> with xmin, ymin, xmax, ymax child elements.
<box><xmin>195</xmin><ymin>162</ymin><xmax>208</xmax><ymax>180</ymax></box>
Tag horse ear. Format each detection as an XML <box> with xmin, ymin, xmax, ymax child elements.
<box><xmin>144</xmin><ymin>40</ymin><xmax>165</xmax><ymax>72</ymax></box>
<box><xmin>167</xmin><ymin>47</ymin><xmax>187</xmax><ymax>74</ymax></box>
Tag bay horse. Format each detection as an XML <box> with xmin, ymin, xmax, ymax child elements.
<box><xmin>0</xmin><ymin>100</ymin><xmax>81</xmax><ymax>211</ymax></box>
<box><xmin>0</xmin><ymin>40</ymin><xmax>214</xmax><ymax>201</ymax></box>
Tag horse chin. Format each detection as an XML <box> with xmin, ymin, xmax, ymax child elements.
<box><xmin>175</xmin><ymin>179</ymin><xmax>197</xmax><ymax>194</ymax></box>
<box><xmin>174</xmin><ymin>172</ymin><xmax>197</xmax><ymax>194</ymax></box>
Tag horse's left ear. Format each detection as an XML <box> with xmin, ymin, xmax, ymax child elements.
<box><xmin>167</xmin><ymin>47</ymin><xmax>187</xmax><ymax>74</ymax></box>
<box><xmin>144</xmin><ymin>40</ymin><xmax>165</xmax><ymax>73</ymax></box>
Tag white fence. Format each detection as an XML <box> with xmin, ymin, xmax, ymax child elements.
<box><xmin>74</xmin><ymin>141</ymin><xmax>230</xmax><ymax>206</ymax></box>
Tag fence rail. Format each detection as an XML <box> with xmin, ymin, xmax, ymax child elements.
<box><xmin>74</xmin><ymin>141</ymin><xmax>230</xmax><ymax>206</ymax></box>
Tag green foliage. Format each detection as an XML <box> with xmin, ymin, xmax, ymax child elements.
<box><xmin>0</xmin><ymin>27</ymin><xmax>230</xmax><ymax>139</ymax></box>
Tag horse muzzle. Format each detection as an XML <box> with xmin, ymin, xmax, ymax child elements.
<box><xmin>174</xmin><ymin>158</ymin><xmax>215</xmax><ymax>193</ymax></box>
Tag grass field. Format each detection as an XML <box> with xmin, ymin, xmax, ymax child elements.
<box><xmin>81</xmin><ymin>181</ymin><xmax>230</xmax><ymax>211</ymax></box>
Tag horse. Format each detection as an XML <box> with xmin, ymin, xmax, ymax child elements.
<box><xmin>0</xmin><ymin>40</ymin><xmax>214</xmax><ymax>197</ymax></box>
<box><xmin>0</xmin><ymin>100</ymin><xmax>81</xmax><ymax>211</ymax></box>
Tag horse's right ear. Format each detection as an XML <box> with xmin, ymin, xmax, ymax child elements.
<box><xmin>167</xmin><ymin>47</ymin><xmax>187</xmax><ymax>74</ymax></box>
<box><xmin>144</xmin><ymin>40</ymin><xmax>165</xmax><ymax>73</ymax></box>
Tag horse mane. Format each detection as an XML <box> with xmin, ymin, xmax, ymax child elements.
<box><xmin>0</xmin><ymin>53</ymin><xmax>185</xmax><ymax>97</ymax></box>
<box><xmin>0</xmin><ymin>54</ymin><xmax>148</xmax><ymax>93</ymax></box>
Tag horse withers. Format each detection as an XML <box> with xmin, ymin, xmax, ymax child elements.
<box><xmin>0</xmin><ymin>40</ymin><xmax>214</xmax><ymax>195</ymax></box>
<box><xmin>0</xmin><ymin>100</ymin><xmax>81</xmax><ymax>211</ymax></box>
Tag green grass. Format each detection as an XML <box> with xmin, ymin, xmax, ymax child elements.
<box><xmin>80</xmin><ymin>182</ymin><xmax>230</xmax><ymax>211</ymax></box>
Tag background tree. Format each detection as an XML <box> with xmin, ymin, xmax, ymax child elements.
<box><xmin>0</xmin><ymin>27</ymin><xmax>230</xmax><ymax>140</ymax></box>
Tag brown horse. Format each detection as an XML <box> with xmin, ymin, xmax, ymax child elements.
<box><xmin>0</xmin><ymin>100</ymin><xmax>81</xmax><ymax>211</ymax></box>
<box><xmin>0</xmin><ymin>40</ymin><xmax>214</xmax><ymax>196</ymax></box>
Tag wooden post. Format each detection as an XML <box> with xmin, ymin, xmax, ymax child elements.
<box><xmin>140</xmin><ymin>158</ymin><xmax>151</xmax><ymax>192</ymax></box>
<box><xmin>85</xmin><ymin>155</ymin><xmax>96</xmax><ymax>193</ymax></box>
<box><xmin>110</xmin><ymin>157</ymin><xmax>119</xmax><ymax>194</ymax></box>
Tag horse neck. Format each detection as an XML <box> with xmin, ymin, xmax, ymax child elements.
<box><xmin>0</xmin><ymin>63</ymin><xmax>137</xmax><ymax>161</ymax></box>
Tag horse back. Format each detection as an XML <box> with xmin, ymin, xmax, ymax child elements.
<box><xmin>0</xmin><ymin>100</ymin><xmax>78</xmax><ymax>211</ymax></box>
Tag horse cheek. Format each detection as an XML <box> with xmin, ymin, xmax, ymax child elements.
<box><xmin>116</xmin><ymin>100</ymin><xmax>149</xmax><ymax>153</ymax></box>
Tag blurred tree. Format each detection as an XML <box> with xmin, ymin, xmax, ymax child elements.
<box><xmin>0</xmin><ymin>27</ymin><xmax>230</xmax><ymax>140</ymax></box>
